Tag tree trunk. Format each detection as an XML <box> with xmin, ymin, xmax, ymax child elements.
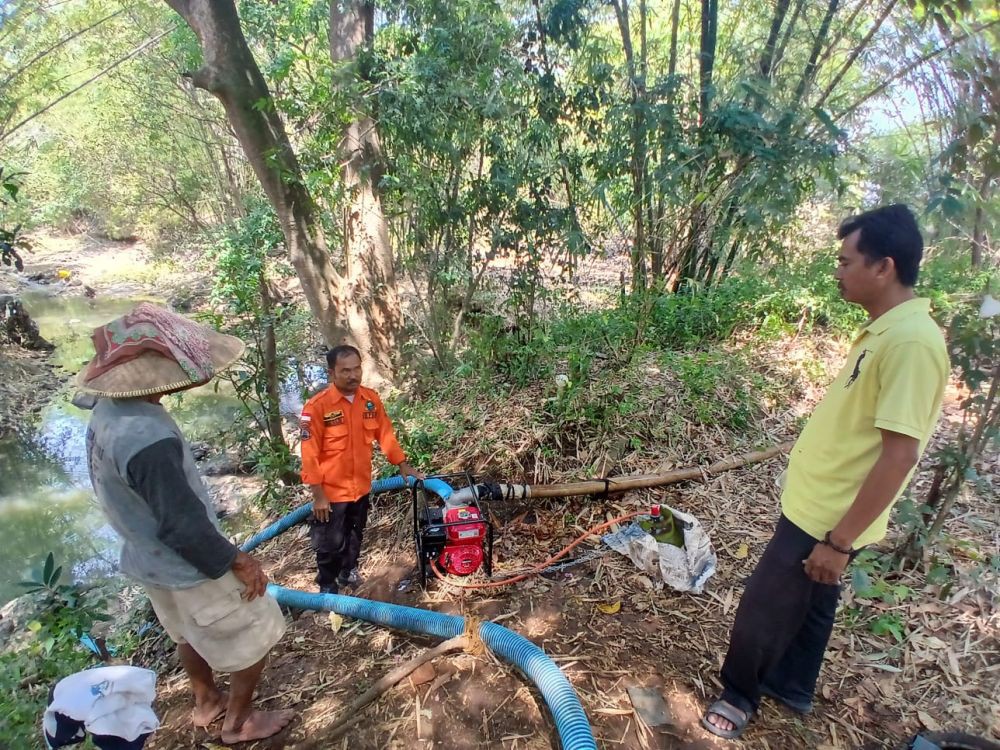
<box><xmin>970</xmin><ymin>170</ymin><xmax>991</xmax><ymax>268</ymax></box>
<box><xmin>971</xmin><ymin>204</ymin><xmax>985</xmax><ymax>268</ymax></box>
<box><xmin>330</xmin><ymin>0</ymin><xmax>400</xmax><ymax>383</ymax></box>
<box><xmin>638</xmin><ymin>0</ymin><xmax>650</xmax><ymax>287</ymax></box>
<box><xmin>793</xmin><ymin>0</ymin><xmax>839</xmax><ymax>105</ymax></box>
<box><xmin>162</xmin><ymin>0</ymin><xmax>347</xmax><ymax>354</ymax></box>
<box><xmin>758</xmin><ymin>0</ymin><xmax>791</xmax><ymax>83</ymax></box>
<box><xmin>699</xmin><ymin>0</ymin><xmax>719</xmax><ymax>124</ymax></box>
<box><xmin>667</xmin><ymin>0</ymin><xmax>681</xmax><ymax>83</ymax></box>
<box><xmin>771</xmin><ymin>0</ymin><xmax>805</xmax><ymax>77</ymax></box>
<box><xmin>612</xmin><ymin>0</ymin><xmax>649</xmax><ymax>291</ymax></box>
<box><xmin>259</xmin><ymin>278</ymin><xmax>281</xmax><ymax>445</ymax></box>
<box><xmin>259</xmin><ymin>276</ymin><xmax>298</xmax><ymax>486</ymax></box>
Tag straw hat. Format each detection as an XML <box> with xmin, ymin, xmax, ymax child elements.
<box><xmin>76</xmin><ymin>303</ymin><xmax>245</xmax><ymax>398</ymax></box>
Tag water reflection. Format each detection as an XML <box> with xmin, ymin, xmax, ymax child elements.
<box><xmin>280</xmin><ymin>362</ymin><xmax>328</xmax><ymax>416</ymax></box>
<box><xmin>0</xmin><ymin>436</ymin><xmax>114</xmax><ymax>603</ymax></box>
<box><xmin>20</xmin><ymin>291</ymin><xmax>150</xmax><ymax>373</ymax></box>
<box><xmin>0</xmin><ymin>292</ymin><xmax>248</xmax><ymax>605</ymax></box>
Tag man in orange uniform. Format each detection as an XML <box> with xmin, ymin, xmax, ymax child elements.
<box><xmin>299</xmin><ymin>345</ymin><xmax>423</xmax><ymax>593</ymax></box>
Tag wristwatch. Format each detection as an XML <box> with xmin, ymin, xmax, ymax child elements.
<box><xmin>823</xmin><ymin>531</ymin><xmax>854</xmax><ymax>555</ymax></box>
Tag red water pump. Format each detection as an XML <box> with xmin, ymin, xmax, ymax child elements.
<box><xmin>439</xmin><ymin>505</ymin><xmax>487</xmax><ymax>575</ymax></box>
<box><xmin>414</xmin><ymin>474</ymin><xmax>494</xmax><ymax>587</ymax></box>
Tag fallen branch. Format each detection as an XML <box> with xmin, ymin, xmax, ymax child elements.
<box><xmin>293</xmin><ymin>635</ymin><xmax>468</xmax><ymax>747</ymax></box>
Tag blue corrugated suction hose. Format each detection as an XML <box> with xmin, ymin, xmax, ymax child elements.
<box><xmin>241</xmin><ymin>475</ymin><xmax>597</xmax><ymax>749</ymax></box>
<box><xmin>241</xmin><ymin>475</ymin><xmax>455</xmax><ymax>552</ymax></box>
<box><xmin>267</xmin><ymin>586</ymin><xmax>597</xmax><ymax>750</ymax></box>
<box><xmin>241</xmin><ymin>503</ymin><xmax>313</xmax><ymax>552</ymax></box>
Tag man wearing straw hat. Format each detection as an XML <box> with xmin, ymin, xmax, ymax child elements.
<box><xmin>78</xmin><ymin>302</ymin><xmax>293</xmax><ymax>744</ymax></box>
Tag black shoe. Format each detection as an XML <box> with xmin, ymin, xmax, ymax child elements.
<box><xmin>319</xmin><ymin>583</ymin><xmax>339</xmax><ymax>595</ymax></box>
<box><xmin>338</xmin><ymin>568</ymin><xmax>361</xmax><ymax>589</ymax></box>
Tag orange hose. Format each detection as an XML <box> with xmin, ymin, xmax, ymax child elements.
<box><xmin>430</xmin><ymin>510</ymin><xmax>644</xmax><ymax>590</ymax></box>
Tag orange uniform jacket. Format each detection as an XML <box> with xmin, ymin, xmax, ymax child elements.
<box><xmin>299</xmin><ymin>385</ymin><xmax>406</xmax><ymax>503</ymax></box>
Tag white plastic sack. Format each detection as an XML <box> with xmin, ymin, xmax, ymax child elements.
<box><xmin>43</xmin><ymin>665</ymin><xmax>159</xmax><ymax>742</ymax></box>
<box><xmin>602</xmin><ymin>506</ymin><xmax>717</xmax><ymax>594</ymax></box>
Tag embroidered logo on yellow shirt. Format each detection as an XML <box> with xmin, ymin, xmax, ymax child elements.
<box><xmin>845</xmin><ymin>349</ymin><xmax>871</xmax><ymax>388</ymax></box>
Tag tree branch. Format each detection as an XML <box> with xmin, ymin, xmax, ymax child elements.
<box><xmin>793</xmin><ymin>0</ymin><xmax>839</xmax><ymax>104</ymax></box>
<box><xmin>182</xmin><ymin>66</ymin><xmax>220</xmax><ymax>93</ymax></box>
<box><xmin>306</xmin><ymin>636</ymin><xmax>469</xmax><ymax>746</ymax></box>
<box><xmin>833</xmin><ymin>19</ymin><xmax>1000</xmax><ymax>121</ymax></box>
<box><xmin>812</xmin><ymin>0</ymin><xmax>900</xmax><ymax>112</ymax></box>
<box><xmin>1</xmin><ymin>25</ymin><xmax>177</xmax><ymax>143</ymax></box>
<box><xmin>0</xmin><ymin>8</ymin><xmax>127</xmax><ymax>92</ymax></box>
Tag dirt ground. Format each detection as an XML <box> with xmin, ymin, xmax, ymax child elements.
<box><xmin>138</xmin><ymin>367</ymin><xmax>999</xmax><ymax>750</ymax></box>
<box><xmin>6</xmin><ymin>230</ymin><xmax>201</xmax><ymax>299</ymax></box>
<box><xmin>5</xmin><ymin>232</ymin><xmax>997</xmax><ymax>750</ymax></box>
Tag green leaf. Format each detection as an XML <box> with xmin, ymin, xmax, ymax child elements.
<box><xmin>811</xmin><ymin>107</ymin><xmax>843</xmax><ymax>139</ymax></box>
<box><xmin>891</xmin><ymin>584</ymin><xmax>912</xmax><ymax>603</ymax></box>
<box><xmin>43</xmin><ymin>553</ymin><xmax>55</xmax><ymax>585</ymax></box>
<box><xmin>49</xmin><ymin>566</ymin><xmax>62</xmax><ymax>587</ymax></box>
<box><xmin>927</xmin><ymin>564</ymin><xmax>951</xmax><ymax>586</ymax></box>
<box><xmin>871</xmin><ymin>615</ymin><xmax>904</xmax><ymax>642</ymax></box>
<box><xmin>851</xmin><ymin>567</ymin><xmax>875</xmax><ymax>597</ymax></box>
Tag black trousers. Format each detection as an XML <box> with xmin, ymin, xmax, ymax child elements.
<box><xmin>719</xmin><ymin>515</ymin><xmax>844</xmax><ymax>716</ymax></box>
<box><xmin>45</xmin><ymin>711</ymin><xmax>150</xmax><ymax>749</ymax></box>
<box><xmin>309</xmin><ymin>494</ymin><xmax>370</xmax><ymax>588</ymax></box>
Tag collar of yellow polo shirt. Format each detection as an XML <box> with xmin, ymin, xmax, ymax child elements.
<box><xmin>781</xmin><ymin>297</ymin><xmax>950</xmax><ymax>548</ymax></box>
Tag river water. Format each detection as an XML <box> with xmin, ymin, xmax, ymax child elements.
<box><xmin>0</xmin><ymin>291</ymin><xmax>315</xmax><ymax>605</ymax></box>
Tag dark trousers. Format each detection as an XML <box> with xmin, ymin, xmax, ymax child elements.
<box><xmin>45</xmin><ymin>711</ymin><xmax>150</xmax><ymax>749</ymax></box>
<box><xmin>310</xmin><ymin>494</ymin><xmax>370</xmax><ymax>588</ymax></box>
<box><xmin>719</xmin><ymin>515</ymin><xmax>843</xmax><ymax>716</ymax></box>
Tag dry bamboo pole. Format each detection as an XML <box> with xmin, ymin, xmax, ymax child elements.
<box><xmin>523</xmin><ymin>441</ymin><xmax>793</xmax><ymax>499</ymax></box>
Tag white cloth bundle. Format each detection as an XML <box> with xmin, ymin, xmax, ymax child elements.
<box><xmin>43</xmin><ymin>666</ymin><xmax>159</xmax><ymax>742</ymax></box>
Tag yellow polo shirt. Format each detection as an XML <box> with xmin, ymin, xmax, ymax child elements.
<box><xmin>781</xmin><ymin>298</ymin><xmax>949</xmax><ymax>548</ymax></box>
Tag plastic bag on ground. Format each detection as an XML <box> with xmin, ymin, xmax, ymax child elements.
<box><xmin>602</xmin><ymin>506</ymin><xmax>717</xmax><ymax>594</ymax></box>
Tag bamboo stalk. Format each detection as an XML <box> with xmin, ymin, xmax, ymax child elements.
<box><xmin>524</xmin><ymin>441</ymin><xmax>794</xmax><ymax>499</ymax></box>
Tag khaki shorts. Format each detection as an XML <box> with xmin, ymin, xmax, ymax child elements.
<box><xmin>144</xmin><ymin>572</ymin><xmax>286</xmax><ymax>673</ymax></box>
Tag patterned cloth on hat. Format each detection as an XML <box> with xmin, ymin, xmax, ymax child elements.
<box><xmin>84</xmin><ymin>302</ymin><xmax>214</xmax><ymax>384</ymax></box>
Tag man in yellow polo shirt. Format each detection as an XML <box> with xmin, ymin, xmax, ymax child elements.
<box><xmin>703</xmin><ymin>204</ymin><xmax>949</xmax><ymax>740</ymax></box>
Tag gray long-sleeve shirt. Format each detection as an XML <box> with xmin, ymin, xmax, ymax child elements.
<box><xmin>86</xmin><ymin>398</ymin><xmax>237</xmax><ymax>588</ymax></box>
